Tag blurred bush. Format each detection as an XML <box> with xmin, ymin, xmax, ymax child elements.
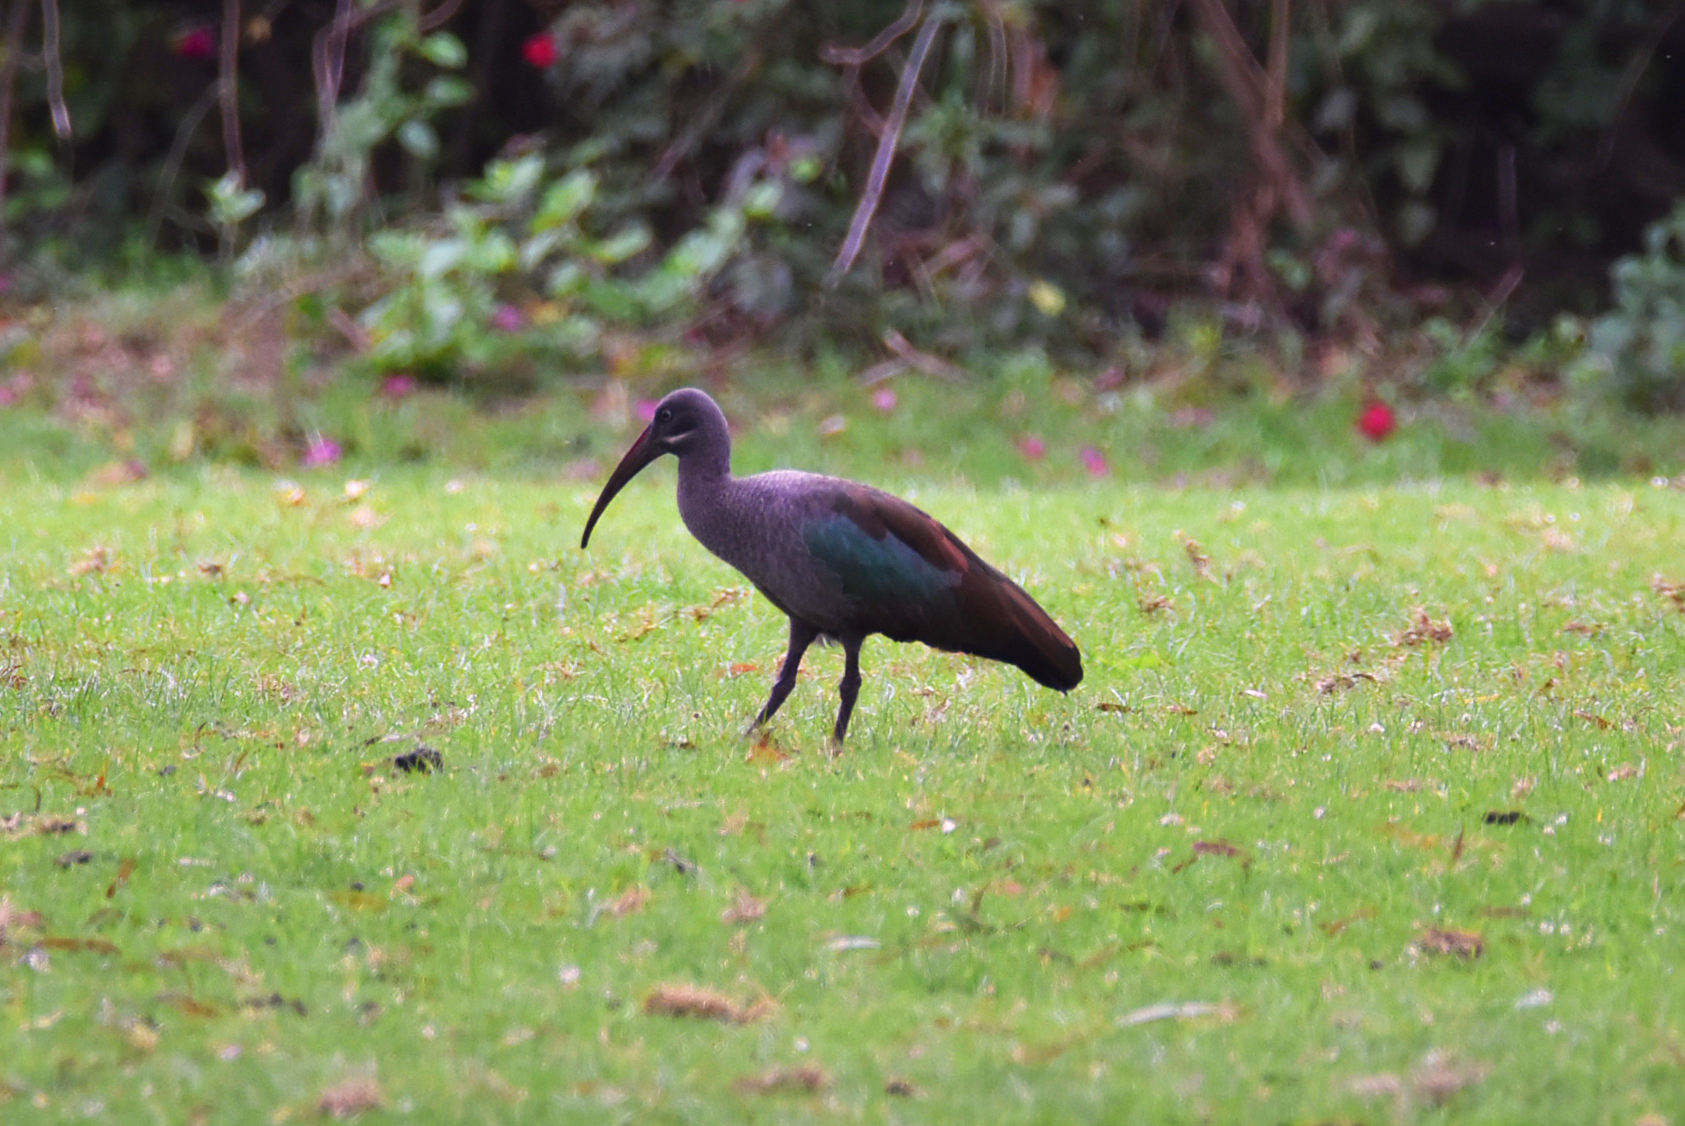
<box><xmin>1578</xmin><ymin>200</ymin><xmax>1685</xmax><ymax>413</ymax></box>
<box><xmin>0</xmin><ymin>0</ymin><xmax>1682</xmax><ymax>391</ymax></box>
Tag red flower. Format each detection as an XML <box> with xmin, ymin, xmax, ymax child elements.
<box><xmin>1356</xmin><ymin>401</ymin><xmax>1397</xmax><ymax>442</ymax></box>
<box><xmin>522</xmin><ymin>33</ymin><xmax>559</xmax><ymax>68</ymax></box>
<box><xmin>174</xmin><ymin>25</ymin><xmax>217</xmax><ymax>60</ymax></box>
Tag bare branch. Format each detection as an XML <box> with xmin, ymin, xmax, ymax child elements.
<box><xmin>1188</xmin><ymin>0</ymin><xmax>1312</xmax><ymax>234</ymax></box>
<box><xmin>828</xmin><ymin>11</ymin><xmax>943</xmax><ymax>281</ymax></box>
<box><xmin>221</xmin><ymin>0</ymin><xmax>247</xmax><ymax>185</ymax></box>
<box><xmin>819</xmin><ymin>0</ymin><xmax>922</xmax><ymax>67</ymax></box>
<box><xmin>39</xmin><ymin>0</ymin><xmax>67</xmax><ymax>138</ymax></box>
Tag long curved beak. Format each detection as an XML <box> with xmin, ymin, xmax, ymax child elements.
<box><xmin>580</xmin><ymin>425</ymin><xmax>665</xmax><ymax>549</ymax></box>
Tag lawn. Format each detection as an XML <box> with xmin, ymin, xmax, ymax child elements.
<box><xmin>2</xmin><ymin>458</ymin><xmax>1684</xmax><ymax>1123</ymax></box>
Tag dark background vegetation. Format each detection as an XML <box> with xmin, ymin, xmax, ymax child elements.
<box><xmin>3</xmin><ymin>0</ymin><xmax>1685</xmax><ymax>421</ymax></box>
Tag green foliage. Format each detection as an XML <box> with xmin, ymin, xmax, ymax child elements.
<box><xmin>292</xmin><ymin>16</ymin><xmax>473</xmax><ymax>235</ymax></box>
<box><xmin>1576</xmin><ymin>200</ymin><xmax>1685</xmax><ymax>413</ymax></box>
<box><xmin>356</xmin><ymin>153</ymin><xmax>794</xmax><ymax>379</ymax></box>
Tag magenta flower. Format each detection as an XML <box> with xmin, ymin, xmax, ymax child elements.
<box><xmin>636</xmin><ymin>398</ymin><xmax>660</xmax><ymax>423</ymax></box>
<box><xmin>379</xmin><ymin>373</ymin><xmax>417</xmax><ymax>401</ymax></box>
<box><xmin>1017</xmin><ymin>434</ymin><xmax>1046</xmax><ymax>461</ymax></box>
<box><xmin>1356</xmin><ymin>400</ymin><xmax>1397</xmax><ymax>442</ymax></box>
<box><xmin>490</xmin><ymin>304</ymin><xmax>525</xmax><ymax>332</ymax></box>
<box><xmin>871</xmin><ymin>387</ymin><xmax>898</xmax><ymax>414</ymax></box>
<box><xmin>302</xmin><ymin>436</ymin><xmax>343</xmax><ymax>468</ymax></box>
<box><xmin>522</xmin><ymin>33</ymin><xmax>559</xmax><ymax>68</ymax></box>
<box><xmin>175</xmin><ymin>25</ymin><xmax>216</xmax><ymax>60</ymax></box>
<box><xmin>1079</xmin><ymin>444</ymin><xmax>1110</xmax><ymax>478</ymax></box>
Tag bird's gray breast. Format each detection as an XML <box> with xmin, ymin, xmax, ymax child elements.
<box><xmin>677</xmin><ymin>470</ymin><xmax>851</xmax><ymax>631</ymax></box>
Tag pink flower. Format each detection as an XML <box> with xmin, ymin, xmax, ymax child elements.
<box><xmin>174</xmin><ymin>25</ymin><xmax>216</xmax><ymax>60</ymax></box>
<box><xmin>636</xmin><ymin>398</ymin><xmax>660</xmax><ymax>423</ymax></box>
<box><xmin>522</xmin><ymin>33</ymin><xmax>559</xmax><ymax>68</ymax></box>
<box><xmin>302</xmin><ymin>436</ymin><xmax>343</xmax><ymax>468</ymax></box>
<box><xmin>1079</xmin><ymin>444</ymin><xmax>1110</xmax><ymax>478</ymax></box>
<box><xmin>871</xmin><ymin>387</ymin><xmax>897</xmax><ymax>414</ymax></box>
<box><xmin>490</xmin><ymin>304</ymin><xmax>525</xmax><ymax>332</ymax></box>
<box><xmin>379</xmin><ymin>373</ymin><xmax>417</xmax><ymax>400</ymax></box>
<box><xmin>1017</xmin><ymin>434</ymin><xmax>1046</xmax><ymax>461</ymax></box>
<box><xmin>1356</xmin><ymin>401</ymin><xmax>1397</xmax><ymax>442</ymax></box>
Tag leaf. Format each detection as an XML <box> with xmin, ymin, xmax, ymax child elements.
<box><xmin>1416</xmin><ymin>928</ymin><xmax>1483</xmax><ymax>959</ymax></box>
<box><xmin>588</xmin><ymin>225</ymin><xmax>653</xmax><ymax>264</ymax></box>
<box><xmin>736</xmin><ymin>1066</ymin><xmax>828</xmax><ymax>1094</ymax></box>
<box><xmin>418</xmin><ymin>31</ymin><xmax>467</xmax><ymax>68</ymax></box>
<box><xmin>423</xmin><ymin>75</ymin><xmax>474</xmax><ymax>107</ymax></box>
<box><xmin>397</xmin><ymin>119</ymin><xmax>439</xmax><ymax>160</ymax></box>
<box><xmin>319</xmin><ymin>1076</ymin><xmax>383</xmax><ymax>1120</ymax></box>
<box><xmin>643</xmin><ymin>983</ymin><xmax>772</xmax><ymax>1023</ymax></box>
<box><xmin>721</xmin><ymin>887</ymin><xmax>767</xmax><ymax>925</ymax></box>
<box><xmin>607</xmin><ymin>885</ymin><xmax>649</xmax><ymax>917</ymax></box>
<box><xmin>533</xmin><ymin>170</ymin><xmax>597</xmax><ymax>231</ymax></box>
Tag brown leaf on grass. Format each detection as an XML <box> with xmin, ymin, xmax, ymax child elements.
<box><xmin>1560</xmin><ymin>619</ymin><xmax>1603</xmax><ymax>636</ymax></box>
<box><xmin>1316</xmin><ymin>671</ymin><xmax>1378</xmax><ymax>693</ymax></box>
<box><xmin>607</xmin><ymin>885</ymin><xmax>650</xmax><ymax>918</ymax></box>
<box><xmin>1319</xmin><ymin>907</ymin><xmax>1377</xmax><ymax>937</ymax></box>
<box><xmin>884</xmin><ymin>1077</ymin><xmax>918</xmax><ymax>1097</ymax></box>
<box><xmin>745</xmin><ymin>732</ymin><xmax>791</xmax><ymax>765</ymax></box>
<box><xmin>734</xmin><ymin>1065</ymin><xmax>829</xmax><ymax>1095</ymax></box>
<box><xmin>1384</xmin><ymin>778</ymin><xmax>1430</xmax><ymax>792</ymax></box>
<box><xmin>1649</xmin><ymin>574</ymin><xmax>1685</xmax><ymax>612</ymax></box>
<box><xmin>0</xmin><ymin>895</ymin><xmax>45</xmax><ymax>947</ymax></box>
<box><xmin>68</xmin><ymin>545</ymin><xmax>114</xmax><ymax>576</ymax></box>
<box><xmin>1394</xmin><ymin>610</ymin><xmax>1453</xmax><ymax>647</ymax></box>
<box><xmin>1181</xmin><ymin>537</ymin><xmax>1212</xmax><ymax>580</ymax></box>
<box><xmin>1416</xmin><ymin>928</ymin><xmax>1484</xmax><ymax>959</ymax></box>
<box><xmin>107</xmin><ymin>857</ymin><xmax>137</xmax><ymax>899</ymax></box>
<box><xmin>1606</xmin><ymin>763</ymin><xmax>1640</xmax><ymax>782</ymax></box>
<box><xmin>2</xmin><ymin>813</ymin><xmax>87</xmax><ymax>841</ymax></box>
<box><xmin>1193</xmin><ymin>839</ymin><xmax>1251</xmax><ymax>866</ymax></box>
<box><xmin>84</xmin><ymin>460</ymin><xmax>149</xmax><ymax>490</ymax></box>
<box><xmin>1138</xmin><ymin>593</ymin><xmax>1174</xmax><ymax>614</ymax></box>
<box><xmin>318</xmin><ymin>1075</ymin><xmax>383</xmax><ymax>1119</ymax></box>
<box><xmin>1095</xmin><ymin>701</ymin><xmax>1132</xmax><ymax>713</ymax></box>
<box><xmin>643</xmin><ymin>983</ymin><xmax>772</xmax><ymax>1024</ymax></box>
<box><xmin>1411</xmin><ymin>1051</ymin><xmax>1490</xmax><ymax>1105</ymax></box>
<box><xmin>721</xmin><ymin>887</ymin><xmax>767</xmax><ymax>925</ymax></box>
<box><xmin>1575</xmin><ymin>709</ymin><xmax>1612</xmax><ymax>730</ymax></box>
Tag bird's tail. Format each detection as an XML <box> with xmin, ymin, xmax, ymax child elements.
<box><xmin>995</xmin><ymin>581</ymin><xmax>1083</xmax><ymax>690</ymax></box>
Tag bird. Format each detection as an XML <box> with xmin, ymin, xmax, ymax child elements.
<box><xmin>580</xmin><ymin>388</ymin><xmax>1082</xmax><ymax>744</ymax></box>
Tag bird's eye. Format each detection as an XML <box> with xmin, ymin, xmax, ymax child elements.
<box><xmin>657</xmin><ymin>408</ymin><xmax>672</xmax><ymax>423</ymax></box>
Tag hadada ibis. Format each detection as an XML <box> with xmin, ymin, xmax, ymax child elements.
<box><xmin>580</xmin><ymin>388</ymin><xmax>1083</xmax><ymax>743</ymax></box>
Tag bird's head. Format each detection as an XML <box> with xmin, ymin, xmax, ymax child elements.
<box><xmin>580</xmin><ymin>388</ymin><xmax>728</xmax><ymax>549</ymax></box>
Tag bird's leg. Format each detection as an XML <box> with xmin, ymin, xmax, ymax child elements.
<box><xmin>748</xmin><ymin>618</ymin><xmax>818</xmax><ymax>733</ymax></box>
<box><xmin>831</xmin><ymin>638</ymin><xmax>864</xmax><ymax>747</ymax></box>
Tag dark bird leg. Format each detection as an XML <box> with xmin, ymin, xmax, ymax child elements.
<box><xmin>749</xmin><ymin>617</ymin><xmax>818</xmax><ymax>733</ymax></box>
<box><xmin>832</xmin><ymin>637</ymin><xmax>864</xmax><ymax>746</ymax></box>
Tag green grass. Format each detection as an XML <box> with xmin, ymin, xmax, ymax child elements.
<box><xmin>2</xmin><ymin>462</ymin><xmax>1685</xmax><ymax>1123</ymax></box>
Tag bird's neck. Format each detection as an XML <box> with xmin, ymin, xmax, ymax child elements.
<box><xmin>676</xmin><ymin>443</ymin><xmax>731</xmax><ymax>484</ymax></box>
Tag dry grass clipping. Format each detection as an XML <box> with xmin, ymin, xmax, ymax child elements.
<box><xmin>643</xmin><ymin>983</ymin><xmax>774</xmax><ymax>1024</ymax></box>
